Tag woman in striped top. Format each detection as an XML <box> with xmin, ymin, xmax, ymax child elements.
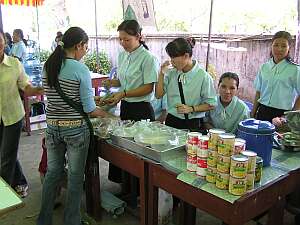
<box><xmin>37</xmin><ymin>27</ymin><xmax>108</xmax><ymax>225</ymax></box>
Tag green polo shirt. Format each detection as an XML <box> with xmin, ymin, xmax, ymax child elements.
<box><xmin>254</xmin><ymin>58</ymin><xmax>300</xmax><ymax>110</ymax></box>
<box><xmin>117</xmin><ymin>45</ymin><xmax>159</xmax><ymax>102</ymax></box>
<box><xmin>163</xmin><ymin>60</ymin><xmax>216</xmax><ymax>119</ymax></box>
<box><xmin>0</xmin><ymin>54</ymin><xmax>30</xmax><ymax>126</ymax></box>
<box><xmin>205</xmin><ymin>95</ymin><xmax>249</xmax><ymax>134</ymax></box>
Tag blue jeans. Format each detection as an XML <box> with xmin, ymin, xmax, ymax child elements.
<box><xmin>0</xmin><ymin>119</ymin><xmax>28</xmax><ymax>187</ymax></box>
<box><xmin>37</xmin><ymin>124</ymin><xmax>90</xmax><ymax>225</ymax></box>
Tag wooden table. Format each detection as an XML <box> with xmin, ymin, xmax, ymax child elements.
<box><xmin>85</xmin><ymin>139</ymin><xmax>148</xmax><ymax>225</ymax></box>
<box><xmin>85</xmin><ymin>139</ymin><xmax>300</xmax><ymax>225</ymax></box>
<box><xmin>22</xmin><ymin>92</ymin><xmax>44</xmax><ymax>136</ymax></box>
<box><xmin>147</xmin><ymin>162</ymin><xmax>299</xmax><ymax>225</ymax></box>
<box><xmin>90</xmin><ymin>73</ymin><xmax>108</xmax><ymax>96</ymax></box>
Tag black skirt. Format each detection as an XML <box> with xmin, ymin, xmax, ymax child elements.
<box><xmin>165</xmin><ymin>113</ymin><xmax>204</xmax><ymax>133</ymax></box>
<box><xmin>120</xmin><ymin>100</ymin><xmax>155</xmax><ymax>121</ymax></box>
<box><xmin>255</xmin><ymin>103</ymin><xmax>287</xmax><ymax>122</ymax></box>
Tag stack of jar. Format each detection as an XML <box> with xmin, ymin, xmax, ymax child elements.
<box><xmin>206</xmin><ymin>129</ymin><xmax>226</xmax><ymax>183</ymax></box>
<box><xmin>186</xmin><ymin>129</ymin><xmax>263</xmax><ymax>196</ymax></box>
<box><xmin>196</xmin><ymin>135</ymin><xmax>209</xmax><ymax>177</ymax></box>
<box><xmin>186</xmin><ymin>132</ymin><xmax>201</xmax><ymax>173</ymax></box>
<box><xmin>241</xmin><ymin>151</ymin><xmax>257</xmax><ymax>190</ymax></box>
<box><xmin>229</xmin><ymin>154</ymin><xmax>249</xmax><ymax>195</ymax></box>
<box><xmin>215</xmin><ymin>133</ymin><xmax>236</xmax><ymax>190</ymax></box>
<box><xmin>205</xmin><ymin>128</ymin><xmax>265</xmax><ymax>196</ymax></box>
<box><xmin>186</xmin><ymin>132</ymin><xmax>209</xmax><ymax>178</ymax></box>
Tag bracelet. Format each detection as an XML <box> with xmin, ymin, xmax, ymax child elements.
<box><xmin>124</xmin><ymin>90</ymin><xmax>127</xmax><ymax>97</ymax></box>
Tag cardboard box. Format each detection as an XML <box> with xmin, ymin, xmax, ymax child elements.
<box><xmin>30</xmin><ymin>121</ymin><xmax>47</xmax><ymax>131</ymax></box>
<box><xmin>30</xmin><ymin>114</ymin><xmax>46</xmax><ymax>123</ymax></box>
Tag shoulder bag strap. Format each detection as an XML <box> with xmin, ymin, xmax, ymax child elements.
<box><xmin>53</xmin><ymin>82</ymin><xmax>97</xmax><ymax>172</ymax></box>
<box><xmin>177</xmin><ymin>74</ymin><xmax>190</xmax><ymax>123</ymax></box>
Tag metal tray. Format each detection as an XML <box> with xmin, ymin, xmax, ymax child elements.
<box><xmin>110</xmin><ymin>134</ymin><xmax>185</xmax><ymax>162</ymax></box>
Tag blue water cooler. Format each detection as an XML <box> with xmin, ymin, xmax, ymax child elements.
<box><xmin>237</xmin><ymin>119</ymin><xmax>275</xmax><ymax>166</ymax></box>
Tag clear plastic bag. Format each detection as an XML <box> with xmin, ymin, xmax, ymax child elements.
<box><xmin>158</xmin><ymin>189</ymin><xmax>173</xmax><ymax>225</ymax></box>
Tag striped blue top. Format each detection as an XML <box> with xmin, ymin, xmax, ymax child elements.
<box><xmin>43</xmin><ymin>59</ymin><xmax>96</xmax><ymax>120</ymax></box>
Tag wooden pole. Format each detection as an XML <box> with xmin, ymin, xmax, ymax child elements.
<box><xmin>0</xmin><ymin>4</ymin><xmax>3</xmax><ymax>31</ymax></box>
<box><xmin>298</xmin><ymin>0</ymin><xmax>300</xmax><ymax>61</ymax></box>
<box><xmin>295</xmin><ymin>0</ymin><xmax>300</xmax><ymax>63</ymax></box>
<box><xmin>205</xmin><ymin>0</ymin><xmax>214</xmax><ymax>71</ymax></box>
<box><xmin>94</xmin><ymin>0</ymin><xmax>100</xmax><ymax>71</ymax></box>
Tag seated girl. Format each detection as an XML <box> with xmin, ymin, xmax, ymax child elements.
<box><xmin>204</xmin><ymin>72</ymin><xmax>249</xmax><ymax>134</ymax></box>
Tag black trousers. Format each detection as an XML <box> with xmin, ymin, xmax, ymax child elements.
<box><xmin>256</xmin><ymin>103</ymin><xmax>287</xmax><ymax>123</ymax></box>
<box><xmin>0</xmin><ymin>119</ymin><xmax>27</xmax><ymax>186</ymax></box>
<box><xmin>108</xmin><ymin>100</ymin><xmax>155</xmax><ymax>183</ymax></box>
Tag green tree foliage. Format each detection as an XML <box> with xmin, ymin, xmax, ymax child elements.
<box><xmin>39</xmin><ymin>49</ymin><xmax>51</xmax><ymax>62</ymax></box>
<box><xmin>105</xmin><ymin>18</ymin><xmax>122</xmax><ymax>32</ymax></box>
<box><xmin>83</xmin><ymin>50</ymin><xmax>112</xmax><ymax>75</ymax></box>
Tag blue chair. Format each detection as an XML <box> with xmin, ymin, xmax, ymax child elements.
<box><xmin>109</xmin><ymin>67</ymin><xmax>117</xmax><ymax>79</ymax></box>
<box><xmin>99</xmin><ymin>67</ymin><xmax>119</xmax><ymax>96</ymax></box>
<box><xmin>243</xmin><ymin>100</ymin><xmax>253</xmax><ymax>112</ymax></box>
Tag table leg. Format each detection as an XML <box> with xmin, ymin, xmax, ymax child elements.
<box><xmin>85</xmin><ymin>142</ymin><xmax>101</xmax><ymax>220</ymax></box>
<box><xmin>23</xmin><ymin>96</ymin><xmax>31</xmax><ymax>136</ymax></box>
<box><xmin>129</xmin><ymin>176</ymin><xmax>138</xmax><ymax>208</ymax></box>
<box><xmin>179</xmin><ymin>201</ymin><xmax>196</xmax><ymax>225</ymax></box>
<box><xmin>266</xmin><ymin>196</ymin><xmax>285</xmax><ymax>225</ymax></box>
<box><xmin>148</xmin><ymin>183</ymin><xmax>158</xmax><ymax>225</ymax></box>
<box><xmin>140</xmin><ymin>175</ymin><xmax>147</xmax><ymax>225</ymax></box>
<box><xmin>95</xmin><ymin>87</ymin><xmax>99</xmax><ymax>96</ymax></box>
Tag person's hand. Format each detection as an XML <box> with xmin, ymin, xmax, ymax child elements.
<box><xmin>207</xmin><ymin>104</ymin><xmax>215</xmax><ymax>111</ymax></box>
<box><xmin>160</xmin><ymin>60</ymin><xmax>172</xmax><ymax>75</ymax></box>
<box><xmin>176</xmin><ymin>104</ymin><xmax>193</xmax><ymax>114</ymax></box>
<box><xmin>272</xmin><ymin>117</ymin><xmax>286</xmax><ymax>127</ymax></box>
<box><xmin>107</xmin><ymin>91</ymin><xmax>125</xmax><ymax>105</ymax></box>
<box><xmin>94</xmin><ymin>96</ymin><xmax>105</xmax><ymax>106</ymax></box>
<box><xmin>101</xmin><ymin>79</ymin><xmax>111</xmax><ymax>89</ymax></box>
<box><xmin>35</xmin><ymin>86</ymin><xmax>44</xmax><ymax>95</ymax></box>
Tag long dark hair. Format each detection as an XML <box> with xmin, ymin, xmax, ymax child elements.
<box><xmin>165</xmin><ymin>37</ymin><xmax>196</xmax><ymax>58</ymax></box>
<box><xmin>13</xmin><ymin>29</ymin><xmax>27</xmax><ymax>46</ymax></box>
<box><xmin>218</xmin><ymin>72</ymin><xmax>240</xmax><ymax>89</ymax></box>
<box><xmin>44</xmin><ymin>27</ymin><xmax>88</xmax><ymax>88</ymax></box>
<box><xmin>117</xmin><ymin>20</ymin><xmax>149</xmax><ymax>50</ymax></box>
<box><xmin>4</xmin><ymin>32</ymin><xmax>12</xmax><ymax>48</ymax></box>
<box><xmin>271</xmin><ymin>31</ymin><xmax>296</xmax><ymax>64</ymax></box>
<box><xmin>0</xmin><ymin>29</ymin><xmax>4</xmax><ymax>41</ymax></box>
<box><xmin>0</xmin><ymin>30</ymin><xmax>5</xmax><ymax>52</ymax></box>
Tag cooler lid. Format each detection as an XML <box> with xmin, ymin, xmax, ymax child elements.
<box><xmin>238</xmin><ymin>119</ymin><xmax>275</xmax><ymax>134</ymax></box>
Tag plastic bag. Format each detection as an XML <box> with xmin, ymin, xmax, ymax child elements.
<box><xmin>158</xmin><ymin>189</ymin><xmax>173</xmax><ymax>225</ymax></box>
<box><xmin>100</xmin><ymin>191</ymin><xmax>126</xmax><ymax>218</ymax></box>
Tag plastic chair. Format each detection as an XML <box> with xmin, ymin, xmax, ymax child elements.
<box><xmin>99</xmin><ymin>67</ymin><xmax>119</xmax><ymax>95</ymax></box>
<box><xmin>109</xmin><ymin>67</ymin><xmax>117</xmax><ymax>79</ymax></box>
<box><xmin>243</xmin><ymin>100</ymin><xmax>253</xmax><ymax>112</ymax></box>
